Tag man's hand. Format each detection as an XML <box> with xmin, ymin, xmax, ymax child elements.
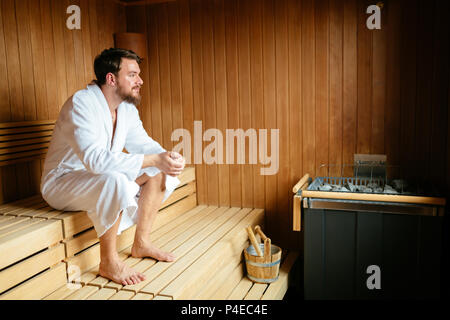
<box><xmin>155</xmin><ymin>151</ymin><xmax>185</xmax><ymax>177</ymax></box>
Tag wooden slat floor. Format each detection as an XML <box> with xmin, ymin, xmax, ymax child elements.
<box><xmin>41</xmin><ymin>205</ymin><xmax>298</xmax><ymax>300</ymax></box>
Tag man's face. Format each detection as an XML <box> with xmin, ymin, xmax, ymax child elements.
<box><xmin>115</xmin><ymin>58</ymin><xmax>143</xmax><ymax>106</ymax></box>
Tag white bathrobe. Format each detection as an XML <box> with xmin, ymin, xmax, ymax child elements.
<box><xmin>41</xmin><ymin>84</ymin><xmax>179</xmax><ymax>237</ymax></box>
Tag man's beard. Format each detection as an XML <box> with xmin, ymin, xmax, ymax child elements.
<box><xmin>116</xmin><ymin>82</ymin><xmax>142</xmax><ymax>106</ymax></box>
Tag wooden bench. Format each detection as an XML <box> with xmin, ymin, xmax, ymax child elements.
<box><xmin>0</xmin><ymin>167</ymin><xmax>197</xmax><ymax>299</ymax></box>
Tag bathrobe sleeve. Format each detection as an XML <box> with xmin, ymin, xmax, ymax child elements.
<box><xmin>124</xmin><ymin>105</ymin><xmax>166</xmax><ymax>156</ymax></box>
<box><xmin>63</xmin><ymin>93</ymin><xmax>145</xmax><ymax>181</ymax></box>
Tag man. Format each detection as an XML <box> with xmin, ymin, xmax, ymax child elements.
<box><xmin>41</xmin><ymin>48</ymin><xmax>185</xmax><ymax>286</ymax></box>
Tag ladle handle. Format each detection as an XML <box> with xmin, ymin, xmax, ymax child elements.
<box><xmin>246</xmin><ymin>226</ymin><xmax>263</xmax><ymax>257</ymax></box>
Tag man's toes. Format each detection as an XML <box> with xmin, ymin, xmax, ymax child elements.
<box><xmin>138</xmin><ymin>273</ymin><xmax>146</xmax><ymax>281</ymax></box>
<box><xmin>131</xmin><ymin>275</ymin><xmax>140</xmax><ymax>284</ymax></box>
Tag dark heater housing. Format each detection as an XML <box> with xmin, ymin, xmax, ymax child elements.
<box><xmin>298</xmin><ymin>156</ymin><xmax>446</xmax><ymax>299</ymax></box>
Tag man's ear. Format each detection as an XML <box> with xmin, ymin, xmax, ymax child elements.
<box><xmin>105</xmin><ymin>73</ymin><xmax>117</xmax><ymax>87</ymax></box>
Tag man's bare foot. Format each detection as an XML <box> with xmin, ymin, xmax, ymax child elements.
<box><xmin>98</xmin><ymin>259</ymin><xmax>146</xmax><ymax>286</ymax></box>
<box><xmin>131</xmin><ymin>241</ymin><xmax>176</xmax><ymax>262</ymax></box>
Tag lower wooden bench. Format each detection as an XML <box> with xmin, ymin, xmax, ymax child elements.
<box><xmin>0</xmin><ymin>212</ymin><xmax>65</xmax><ymax>299</ymax></box>
<box><xmin>42</xmin><ymin>205</ymin><xmax>297</xmax><ymax>300</ymax></box>
<box><xmin>0</xmin><ymin>167</ymin><xmax>196</xmax><ymax>299</ymax></box>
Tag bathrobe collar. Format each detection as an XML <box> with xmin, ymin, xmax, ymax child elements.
<box><xmin>87</xmin><ymin>83</ymin><xmax>125</xmax><ymax>151</ymax></box>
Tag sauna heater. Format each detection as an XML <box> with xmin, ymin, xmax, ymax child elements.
<box><xmin>298</xmin><ymin>157</ymin><xmax>446</xmax><ymax>300</ymax></box>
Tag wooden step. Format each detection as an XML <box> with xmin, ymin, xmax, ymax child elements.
<box><xmin>0</xmin><ymin>219</ymin><xmax>63</xmax><ymax>270</ymax></box>
<box><xmin>0</xmin><ymin>263</ymin><xmax>67</xmax><ymax>300</ymax></box>
<box><xmin>0</xmin><ymin>244</ymin><xmax>65</xmax><ymax>294</ymax></box>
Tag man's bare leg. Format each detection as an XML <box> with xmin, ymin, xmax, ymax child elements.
<box><xmin>98</xmin><ymin>211</ymin><xmax>146</xmax><ymax>285</ymax></box>
<box><xmin>131</xmin><ymin>172</ymin><xmax>176</xmax><ymax>262</ymax></box>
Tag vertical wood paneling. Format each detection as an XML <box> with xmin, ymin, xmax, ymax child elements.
<box><xmin>225</xmin><ymin>0</ymin><xmax>242</xmax><ymax>207</ymax></box>
<box><xmin>0</xmin><ymin>2</ymin><xmax>11</xmax><ymax>121</ymax></box>
<box><xmin>51</xmin><ymin>0</ymin><xmax>68</xmax><ymax>108</ymax></box>
<box><xmin>250</xmin><ymin>0</ymin><xmax>264</xmax><ymax>209</ymax></box>
<box><xmin>287</xmin><ymin>0</ymin><xmax>302</xmax><ymax>245</ymax></box>
<box><xmin>80</xmin><ymin>0</ymin><xmax>93</xmax><ymax>84</ymax></box>
<box><xmin>157</xmin><ymin>4</ymin><xmax>174</xmax><ymax>151</ymax></box>
<box><xmin>88</xmin><ymin>0</ymin><xmax>100</xmax><ymax>61</ymax></box>
<box><xmin>179</xmin><ymin>0</ymin><xmax>194</xmax><ymax>162</ymax></box>
<box><xmin>40</xmin><ymin>0</ymin><xmax>59</xmax><ymax>120</ymax></box>
<box><xmin>414</xmin><ymin>0</ymin><xmax>434</xmax><ymax>182</ymax></box>
<box><xmin>3</xmin><ymin>0</ymin><xmax>24</xmax><ymax>121</ymax></box>
<box><xmin>262</xmin><ymin>0</ymin><xmax>276</xmax><ymax>232</ymax></box>
<box><xmin>275</xmin><ymin>0</ymin><xmax>290</xmax><ymax>246</ymax></box>
<box><xmin>238</xmin><ymin>0</ymin><xmax>253</xmax><ymax>208</ymax></box>
<box><xmin>168</xmin><ymin>2</ymin><xmax>183</xmax><ymax>142</ymax></box>
<box><xmin>28</xmin><ymin>0</ymin><xmax>48</xmax><ymax>120</ymax></box>
<box><xmin>16</xmin><ymin>0</ymin><xmax>36</xmax><ymax>120</ymax></box>
<box><xmin>301</xmin><ymin>0</ymin><xmax>315</xmax><ymax>177</ymax></box>
<box><xmin>371</xmin><ymin>5</ymin><xmax>386</xmax><ymax>155</ymax></box>
<box><xmin>399</xmin><ymin>0</ymin><xmax>418</xmax><ymax>180</ymax></box>
<box><xmin>214</xmin><ymin>0</ymin><xmax>231</xmax><ymax>207</ymax></box>
<box><xmin>429</xmin><ymin>0</ymin><xmax>449</xmax><ymax>190</ymax></box>
<box><xmin>329</xmin><ymin>0</ymin><xmax>343</xmax><ymax>177</ymax></box>
<box><xmin>202</xmin><ymin>0</ymin><xmax>219</xmax><ymax>205</ymax></box>
<box><xmin>62</xmin><ymin>0</ymin><xmax>78</xmax><ymax>96</ymax></box>
<box><xmin>385</xmin><ymin>0</ymin><xmax>402</xmax><ymax>179</ymax></box>
<box><xmin>147</xmin><ymin>5</ymin><xmax>163</xmax><ymax>143</ymax></box>
<box><xmin>71</xmin><ymin>0</ymin><xmax>86</xmax><ymax>92</ymax></box>
<box><xmin>190</xmin><ymin>0</ymin><xmax>207</xmax><ymax>204</ymax></box>
<box><xmin>125</xmin><ymin>5</ymin><xmax>151</xmax><ymax>132</ymax></box>
<box><xmin>314</xmin><ymin>0</ymin><xmax>329</xmax><ymax>177</ymax></box>
<box><xmin>356</xmin><ymin>0</ymin><xmax>372</xmax><ymax>155</ymax></box>
<box><xmin>342</xmin><ymin>0</ymin><xmax>357</xmax><ymax>178</ymax></box>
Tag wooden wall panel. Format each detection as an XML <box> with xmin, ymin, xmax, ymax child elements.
<box><xmin>249</xmin><ymin>0</ymin><xmax>264</xmax><ymax>210</ymax></box>
<box><xmin>214</xmin><ymin>0</ymin><xmax>231</xmax><ymax>207</ymax></box>
<box><xmin>128</xmin><ymin>0</ymin><xmax>450</xmax><ymax>248</ymax></box>
<box><xmin>203</xmin><ymin>0</ymin><xmax>219</xmax><ymax>206</ymax></box>
<box><xmin>262</xmin><ymin>0</ymin><xmax>276</xmax><ymax>234</ymax></box>
<box><xmin>225</xmin><ymin>0</ymin><xmax>242</xmax><ymax>208</ymax></box>
<box><xmin>0</xmin><ymin>0</ymin><xmax>125</xmax><ymax>204</ymax></box>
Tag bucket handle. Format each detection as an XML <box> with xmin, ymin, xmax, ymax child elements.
<box><xmin>264</xmin><ymin>237</ymin><xmax>271</xmax><ymax>263</ymax></box>
<box><xmin>254</xmin><ymin>225</ymin><xmax>267</xmax><ymax>241</ymax></box>
<box><xmin>246</xmin><ymin>226</ymin><xmax>263</xmax><ymax>257</ymax></box>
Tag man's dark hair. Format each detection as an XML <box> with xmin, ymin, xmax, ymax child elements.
<box><xmin>93</xmin><ymin>48</ymin><xmax>142</xmax><ymax>86</ymax></box>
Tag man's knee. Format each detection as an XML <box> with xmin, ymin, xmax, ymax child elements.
<box><xmin>147</xmin><ymin>172</ymin><xmax>166</xmax><ymax>191</ymax></box>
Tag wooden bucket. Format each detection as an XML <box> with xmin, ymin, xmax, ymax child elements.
<box><xmin>244</xmin><ymin>226</ymin><xmax>282</xmax><ymax>283</ymax></box>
